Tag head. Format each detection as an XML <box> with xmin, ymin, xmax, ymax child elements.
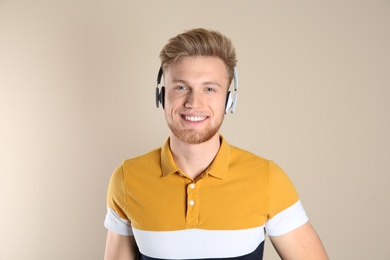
<box><xmin>158</xmin><ymin>29</ymin><xmax>238</xmax><ymax>145</ymax></box>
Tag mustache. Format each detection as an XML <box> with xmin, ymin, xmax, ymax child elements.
<box><xmin>175</xmin><ymin>109</ymin><xmax>207</xmax><ymax>116</ymax></box>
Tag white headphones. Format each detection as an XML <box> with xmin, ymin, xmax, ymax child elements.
<box><xmin>225</xmin><ymin>67</ymin><xmax>239</xmax><ymax>113</ymax></box>
<box><xmin>156</xmin><ymin>67</ymin><xmax>238</xmax><ymax>114</ymax></box>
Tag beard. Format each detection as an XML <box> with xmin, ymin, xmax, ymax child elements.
<box><xmin>166</xmin><ymin>112</ymin><xmax>224</xmax><ymax>145</ymax></box>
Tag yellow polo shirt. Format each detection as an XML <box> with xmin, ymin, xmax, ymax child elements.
<box><xmin>105</xmin><ymin>136</ymin><xmax>308</xmax><ymax>259</ymax></box>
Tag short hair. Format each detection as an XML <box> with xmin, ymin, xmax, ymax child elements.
<box><xmin>159</xmin><ymin>28</ymin><xmax>237</xmax><ymax>84</ymax></box>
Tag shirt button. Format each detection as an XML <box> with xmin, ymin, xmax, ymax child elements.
<box><xmin>189</xmin><ymin>183</ymin><xmax>195</xmax><ymax>189</ymax></box>
<box><xmin>189</xmin><ymin>200</ymin><xmax>195</xmax><ymax>206</ymax></box>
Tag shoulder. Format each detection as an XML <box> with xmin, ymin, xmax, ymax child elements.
<box><xmin>122</xmin><ymin>147</ymin><xmax>162</xmax><ymax>167</ymax></box>
<box><xmin>106</xmin><ymin>146</ymin><xmax>162</xmax><ymax>181</ymax></box>
<box><xmin>229</xmin><ymin>144</ymin><xmax>271</xmax><ymax>167</ymax></box>
<box><xmin>227</xmin><ymin>143</ymin><xmax>290</xmax><ymax>181</ymax></box>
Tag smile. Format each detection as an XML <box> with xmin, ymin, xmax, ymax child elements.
<box><xmin>184</xmin><ymin>115</ymin><xmax>207</xmax><ymax>122</ymax></box>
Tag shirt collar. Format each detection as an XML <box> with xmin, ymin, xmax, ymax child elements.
<box><xmin>161</xmin><ymin>138</ymin><xmax>180</xmax><ymax>177</ymax></box>
<box><xmin>160</xmin><ymin>135</ymin><xmax>231</xmax><ymax>179</ymax></box>
<box><xmin>206</xmin><ymin>135</ymin><xmax>230</xmax><ymax>179</ymax></box>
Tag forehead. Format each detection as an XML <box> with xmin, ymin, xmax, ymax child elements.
<box><xmin>165</xmin><ymin>56</ymin><xmax>229</xmax><ymax>82</ymax></box>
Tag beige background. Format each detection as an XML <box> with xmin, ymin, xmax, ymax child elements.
<box><xmin>1</xmin><ymin>1</ymin><xmax>389</xmax><ymax>259</ymax></box>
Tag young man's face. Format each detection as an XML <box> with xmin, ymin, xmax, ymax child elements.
<box><xmin>163</xmin><ymin>56</ymin><xmax>229</xmax><ymax>144</ymax></box>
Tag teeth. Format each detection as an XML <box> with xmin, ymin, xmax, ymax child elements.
<box><xmin>185</xmin><ymin>116</ymin><xmax>206</xmax><ymax>122</ymax></box>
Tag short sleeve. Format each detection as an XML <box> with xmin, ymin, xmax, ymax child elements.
<box><xmin>104</xmin><ymin>163</ymin><xmax>133</xmax><ymax>236</ymax></box>
<box><xmin>265</xmin><ymin>161</ymin><xmax>308</xmax><ymax>236</ymax></box>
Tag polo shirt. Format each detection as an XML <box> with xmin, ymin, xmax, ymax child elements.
<box><xmin>105</xmin><ymin>136</ymin><xmax>308</xmax><ymax>259</ymax></box>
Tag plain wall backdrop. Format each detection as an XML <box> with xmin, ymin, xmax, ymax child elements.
<box><xmin>1</xmin><ymin>1</ymin><xmax>389</xmax><ymax>259</ymax></box>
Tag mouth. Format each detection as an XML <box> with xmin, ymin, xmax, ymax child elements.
<box><xmin>182</xmin><ymin>115</ymin><xmax>208</xmax><ymax>122</ymax></box>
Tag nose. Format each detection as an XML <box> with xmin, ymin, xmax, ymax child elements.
<box><xmin>185</xmin><ymin>90</ymin><xmax>203</xmax><ymax>109</ymax></box>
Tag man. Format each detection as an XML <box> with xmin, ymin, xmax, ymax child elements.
<box><xmin>104</xmin><ymin>28</ymin><xmax>328</xmax><ymax>260</ymax></box>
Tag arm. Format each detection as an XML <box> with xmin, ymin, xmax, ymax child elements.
<box><xmin>104</xmin><ymin>231</ymin><xmax>138</xmax><ymax>260</ymax></box>
<box><xmin>269</xmin><ymin>222</ymin><xmax>328</xmax><ymax>260</ymax></box>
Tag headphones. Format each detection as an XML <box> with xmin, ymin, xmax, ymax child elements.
<box><xmin>155</xmin><ymin>66</ymin><xmax>239</xmax><ymax>113</ymax></box>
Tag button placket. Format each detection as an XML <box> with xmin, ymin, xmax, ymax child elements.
<box><xmin>186</xmin><ymin>182</ymin><xmax>199</xmax><ymax>227</ymax></box>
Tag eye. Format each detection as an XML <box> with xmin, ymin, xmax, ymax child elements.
<box><xmin>206</xmin><ymin>87</ymin><xmax>216</xmax><ymax>92</ymax></box>
<box><xmin>175</xmin><ymin>85</ymin><xmax>188</xmax><ymax>91</ymax></box>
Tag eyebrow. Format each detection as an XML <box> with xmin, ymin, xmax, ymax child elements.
<box><xmin>171</xmin><ymin>79</ymin><xmax>223</xmax><ymax>88</ymax></box>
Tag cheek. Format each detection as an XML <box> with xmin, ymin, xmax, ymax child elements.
<box><xmin>165</xmin><ymin>93</ymin><xmax>181</xmax><ymax>109</ymax></box>
<box><xmin>214</xmin><ymin>96</ymin><xmax>227</xmax><ymax>112</ymax></box>
<box><xmin>164</xmin><ymin>103</ymin><xmax>177</xmax><ymax>121</ymax></box>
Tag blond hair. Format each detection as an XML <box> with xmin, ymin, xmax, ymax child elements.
<box><xmin>159</xmin><ymin>28</ymin><xmax>237</xmax><ymax>83</ymax></box>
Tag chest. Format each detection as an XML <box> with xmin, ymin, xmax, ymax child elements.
<box><xmin>124</xmin><ymin>171</ymin><xmax>269</xmax><ymax>231</ymax></box>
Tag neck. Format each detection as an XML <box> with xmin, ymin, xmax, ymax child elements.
<box><xmin>169</xmin><ymin>133</ymin><xmax>221</xmax><ymax>180</ymax></box>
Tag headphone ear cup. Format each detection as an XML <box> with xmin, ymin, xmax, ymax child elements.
<box><xmin>155</xmin><ymin>87</ymin><xmax>161</xmax><ymax>108</ymax></box>
<box><xmin>160</xmin><ymin>87</ymin><xmax>165</xmax><ymax>109</ymax></box>
<box><xmin>225</xmin><ymin>91</ymin><xmax>232</xmax><ymax>114</ymax></box>
<box><xmin>155</xmin><ymin>86</ymin><xmax>165</xmax><ymax>108</ymax></box>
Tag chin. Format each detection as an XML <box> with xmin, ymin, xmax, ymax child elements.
<box><xmin>172</xmin><ymin>129</ymin><xmax>219</xmax><ymax>145</ymax></box>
